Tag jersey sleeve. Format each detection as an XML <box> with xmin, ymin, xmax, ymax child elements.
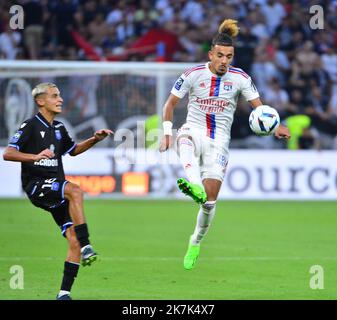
<box><xmin>170</xmin><ymin>72</ymin><xmax>191</xmax><ymax>99</ymax></box>
<box><xmin>241</xmin><ymin>77</ymin><xmax>260</xmax><ymax>102</ymax></box>
<box><xmin>8</xmin><ymin>121</ymin><xmax>32</xmax><ymax>151</ymax></box>
<box><xmin>60</xmin><ymin>126</ymin><xmax>77</xmax><ymax>156</ymax></box>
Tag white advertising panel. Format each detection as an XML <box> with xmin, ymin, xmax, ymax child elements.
<box><xmin>0</xmin><ymin>148</ymin><xmax>336</xmax><ymax>200</ymax></box>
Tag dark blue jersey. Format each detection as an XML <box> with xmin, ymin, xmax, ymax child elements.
<box><xmin>8</xmin><ymin>112</ymin><xmax>77</xmax><ymax>189</ymax></box>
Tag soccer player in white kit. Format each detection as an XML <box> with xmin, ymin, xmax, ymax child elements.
<box><xmin>159</xmin><ymin>19</ymin><xmax>291</xmax><ymax>270</ymax></box>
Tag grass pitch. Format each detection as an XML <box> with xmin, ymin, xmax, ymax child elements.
<box><xmin>1</xmin><ymin>199</ymin><xmax>337</xmax><ymax>300</ymax></box>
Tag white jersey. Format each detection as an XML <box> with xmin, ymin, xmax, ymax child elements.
<box><xmin>171</xmin><ymin>62</ymin><xmax>260</xmax><ymax>141</ymax></box>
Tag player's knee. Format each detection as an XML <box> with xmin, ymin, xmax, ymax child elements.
<box><xmin>177</xmin><ymin>135</ymin><xmax>197</xmax><ymax>157</ymax></box>
<box><xmin>67</xmin><ymin>183</ymin><xmax>83</xmax><ymax>202</ymax></box>
<box><xmin>178</xmin><ymin>136</ymin><xmax>193</xmax><ymax>146</ymax></box>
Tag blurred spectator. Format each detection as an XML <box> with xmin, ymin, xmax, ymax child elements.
<box><xmin>87</xmin><ymin>13</ymin><xmax>108</xmax><ymax>46</ymax></box>
<box><xmin>248</xmin><ymin>9</ymin><xmax>269</xmax><ymax>41</ymax></box>
<box><xmin>106</xmin><ymin>2</ymin><xmax>125</xmax><ymax>26</ymax></box>
<box><xmin>298</xmin><ymin>127</ymin><xmax>320</xmax><ymax>150</ymax></box>
<box><xmin>22</xmin><ymin>0</ymin><xmax>44</xmax><ymax>59</ymax></box>
<box><xmin>285</xmin><ymin>114</ymin><xmax>320</xmax><ymax>150</ymax></box>
<box><xmin>288</xmin><ymin>89</ymin><xmax>306</xmax><ymax>114</ymax></box>
<box><xmin>295</xmin><ymin>41</ymin><xmax>319</xmax><ymax>73</ymax></box>
<box><xmin>264</xmin><ymin>78</ymin><xmax>293</xmax><ymax>119</ymax></box>
<box><xmin>275</xmin><ymin>15</ymin><xmax>305</xmax><ymax>52</ymax></box>
<box><xmin>0</xmin><ymin>0</ymin><xmax>336</xmax><ymax>150</ymax></box>
<box><xmin>251</xmin><ymin>50</ymin><xmax>279</xmax><ymax>96</ymax></box>
<box><xmin>260</xmin><ymin>0</ymin><xmax>286</xmax><ymax>35</ymax></box>
<box><xmin>51</xmin><ymin>0</ymin><xmax>77</xmax><ymax>47</ymax></box>
<box><xmin>234</xmin><ymin>23</ymin><xmax>258</xmax><ymax>74</ymax></box>
<box><xmin>304</xmin><ymin>86</ymin><xmax>337</xmax><ymax>148</ymax></box>
<box><xmin>181</xmin><ymin>0</ymin><xmax>205</xmax><ymax>26</ymax></box>
<box><xmin>0</xmin><ymin>26</ymin><xmax>21</xmax><ymax>59</ymax></box>
<box><xmin>321</xmin><ymin>45</ymin><xmax>337</xmax><ymax>118</ymax></box>
<box><xmin>134</xmin><ymin>0</ymin><xmax>159</xmax><ymax>36</ymax></box>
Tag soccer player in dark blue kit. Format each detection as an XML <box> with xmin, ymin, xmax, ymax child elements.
<box><xmin>3</xmin><ymin>83</ymin><xmax>113</xmax><ymax>300</ymax></box>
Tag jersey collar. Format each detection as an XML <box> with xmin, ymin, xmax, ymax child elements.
<box><xmin>206</xmin><ymin>62</ymin><xmax>228</xmax><ymax>77</ymax></box>
<box><xmin>35</xmin><ymin>112</ymin><xmax>53</xmax><ymax>128</ymax></box>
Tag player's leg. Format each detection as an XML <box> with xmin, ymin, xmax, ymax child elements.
<box><xmin>63</xmin><ymin>182</ymin><xmax>86</xmax><ymax>225</ymax></box>
<box><xmin>177</xmin><ymin>135</ymin><xmax>202</xmax><ymax>185</ymax></box>
<box><xmin>57</xmin><ymin>226</ymin><xmax>81</xmax><ymax>300</ymax></box>
<box><xmin>190</xmin><ymin>178</ymin><xmax>221</xmax><ymax>243</ymax></box>
<box><xmin>183</xmin><ymin>139</ymin><xmax>228</xmax><ymax>270</ymax></box>
<box><xmin>63</xmin><ymin>182</ymin><xmax>98</xmax><ymax>267</ymax></box>
<box><xmin>48</xmin><ymin>202</ymin><xmax>81</xmax><ymax>300</ymax></box>
<box><xmin>184</xmin><ymin>178</ymin><xmax>222</xmax><ymax>270</ymax></box>
<box><xmin>176</xmin><ymin>128</ymin><xmax>207</xmax><ymax>204</ymax></box>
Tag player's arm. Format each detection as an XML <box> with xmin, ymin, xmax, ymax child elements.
<box><xmin>3</xmin><ymin>147</ymin><xmax>54</xmax><ymax>162</ymax></box>
<box><xmin>70</xmin><ymin>129</ymin><xmax>113</xmax><ymax>156</ymax></box>
<box><xmin>3</xmin><ymin>121</ymin><xmax>55</xmax><ymax>162</ymax></box>
<box><xmin>159</xmin><ymin>94</ymin><xmax>181</xmax><ymax>152</ymax></box>
<box><xmin>249</xmin><ymin>97</ymin><xmax>291</xmax><ymax>139</ymax></box>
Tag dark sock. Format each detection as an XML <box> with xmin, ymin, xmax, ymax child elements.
<box><xmin>60</xmin><ymin>261</ymin><xmax>80</xmax><ymax>292</ymax></box>
<box><xmin>74</xmin><ymin>223</ymin><xmax>90</xmax><ymax>248</ymax></box>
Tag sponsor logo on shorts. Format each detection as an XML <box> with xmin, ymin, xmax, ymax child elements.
<box><xmin>51</xmin><ymin>182</ymin><xmax>60</xmax><ymax>191</ymax></box>
<box><xmin>216</xmin><ymin>153</ymin><xmax>227</xmax><ymax>167</ymax></box>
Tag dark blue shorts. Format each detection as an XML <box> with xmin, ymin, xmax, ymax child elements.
<box><xmin>25</xmin><ymin>178</ymin><xmax>73</xmax><ymax>237</ymax></box>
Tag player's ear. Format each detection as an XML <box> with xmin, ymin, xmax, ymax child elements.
<box><xmin>35</xmin><ymin>97</ymin><xmax>45</xmax><ymax>107</ymax></box>
<box><xmin>208</xmin><ymin>49</ymin><xmax>213</xmax><ymax>60</ymax></box>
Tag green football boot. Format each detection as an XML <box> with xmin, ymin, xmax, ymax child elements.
<box><xmin>183</xmin><ymin>241</ymin><xmax>200</xmax><ymax>270</ymax></box>
<box><xmin>81</xmin><ymin>245</ymin><xmax>98</xmax><ymax>267</ymax></box>
<box><xmin>177</xmin><ymin>178</ymin><xmax>207</xmax><ymax>204</ymax></box>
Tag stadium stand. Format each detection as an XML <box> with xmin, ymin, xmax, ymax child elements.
<box><xmin>0</xmin><ymin>0</ymin><xmax>336</xmax><ymax>149</ymax></box>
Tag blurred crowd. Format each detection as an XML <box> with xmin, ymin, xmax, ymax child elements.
<box><xmin>0</xmin><ymin>0</ymin><xmax>337</xmax><ymax>149</ymax></box>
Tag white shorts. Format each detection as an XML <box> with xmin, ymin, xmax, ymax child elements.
<box><xmin>177</xmin><ymin>123</ymin><xmax>229</xmax><ymax>182</ymax></box>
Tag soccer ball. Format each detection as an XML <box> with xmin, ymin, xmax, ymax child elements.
<box><xmin>249</xmin><ymin>105</ymin><xmax>280</xmax><ymax>136</ymax></box>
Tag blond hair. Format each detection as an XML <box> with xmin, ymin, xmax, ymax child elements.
<box><xmin>218</xmin><ymin>19</ymin><xmax>239</xmax><ymax>38</ymax></box>
<box><xmin>31</xmin><ymin>83</ymin><xmax>57</xmax><ymax>99</ymax></box>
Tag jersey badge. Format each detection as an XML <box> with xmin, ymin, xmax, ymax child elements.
<box><xmin>10</xmin><ymin>131</ymin><xmax>23</xmax><ymax>143</ymax></box>
<box><xmin>40</xmin><ymin>131</ymin><xmax>45</xmax><ymax>138</ymax></box>
<box><xmin>174</xmin><ymin>77</ymin><xmax>184</xmax><ymax>90</ymax></box>
<box><xmin>223</xmin><ymin>82</ymin><xmax>233</xmax><ymax>91</ymax></box>
<box><xmin>55</xmin><ymin>130</ymin><xmax>62</xmax><ymax>140</ymax></box>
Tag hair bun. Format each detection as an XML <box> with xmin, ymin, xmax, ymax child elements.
<box><xmin>218</xmin><ymin>19</ymin><xmax>239</xmax><ymax>38</ymax></box>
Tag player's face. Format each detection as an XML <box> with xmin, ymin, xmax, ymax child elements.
<box><xmin>208</xmin><ymin>45</ymin><xmax>234</xmax><ymax>76</ymax></box>
<box><xmin>38</xmin><ymin>87</ymin><xmax>64</xmax><ymax>114</ymax></box>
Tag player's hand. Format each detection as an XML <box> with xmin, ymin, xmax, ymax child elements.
<box><xmin>275</xmin><ymin>125</ymin><xmax>291</xmax><ymax>139</ymax></box>
<box><xmin>159</xmin><ymin>135</ymin><xmax>172</xmax><ymax>152</ymax></box>
<box><xmin>94</xmin><ymin>129</ymin><xmax>114</xmax><ymax>141</ymax></box>
<box><xmin>35</xmin><ymin>148</ymin><xmax>55</xmax><ymax>161</ymax></box>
